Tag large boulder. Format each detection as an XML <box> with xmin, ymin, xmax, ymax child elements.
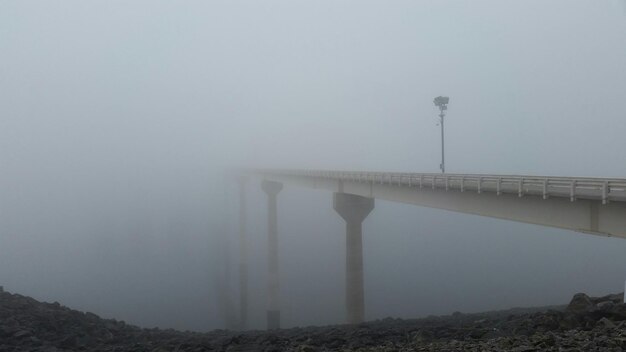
<box><xmin>567</xmin><ymin>293</ymin><xmax>595</xmax><ymax>313</ymax></box>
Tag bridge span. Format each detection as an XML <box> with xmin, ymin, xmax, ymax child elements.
<box><xmin>236</xmin><ymin>169</ymin><xmax>626</xmax><ymax>329</ymax></box>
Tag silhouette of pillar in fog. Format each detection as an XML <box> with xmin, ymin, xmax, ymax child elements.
<box><xmin>237</xmin><ymin>176</ymin><xmax>249</xmax><ymax>330</ymax></box>
<box><xmin>261</xmin><ymin>180</ymin><xmax>283</xmax><ymax>330</ymax></box>
<box><xmin>333</xmin><ymin>193</ymin><xmax>374</xmax><ymax>324</ymax></box>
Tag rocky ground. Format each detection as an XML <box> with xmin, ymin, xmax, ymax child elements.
<box><xmin>1</xmin><ymin>286</ymin><xmax>625</xmax><ymax>351</ymax></box>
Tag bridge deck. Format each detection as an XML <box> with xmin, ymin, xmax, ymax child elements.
<box><xmin>247</xmin><ymin>169</ymin><xmax>626</xmax><ymax>239</ymax></box>
<box><xmin>256</xmin><ymin>170</ymin><xmax>626</xmax><ymax>204</ymax></box>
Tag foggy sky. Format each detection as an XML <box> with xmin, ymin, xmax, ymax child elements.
<box><xmin>1</xmin><ymin>1</ymin><xmax>626</xmax><ymax>331</ymax></box>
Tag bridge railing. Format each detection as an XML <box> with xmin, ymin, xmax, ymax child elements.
<box><xmin>254</xmin><ymin>169</ymin><xmax>626</xmax><ymax>204</ymax></box>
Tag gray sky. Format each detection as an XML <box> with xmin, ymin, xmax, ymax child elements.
<box><xmin>1</xmin><ymin>1</ymin><xmax>626</xmax><ymax>331</ymax></box>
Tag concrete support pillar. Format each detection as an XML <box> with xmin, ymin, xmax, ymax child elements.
<box><xmin>261</xmin><ymin>180</ymin><xmax>283</xmax><ymax>330</ymax></box>
<box><xmin>333</xmin><ymin>193</ymin><xmax>374</xmax><ymax>324</ymax></box>
<box><xmin>237</xmin><ymin>176</ymin><xmax>248</xmax><ymax>330</ymax></box>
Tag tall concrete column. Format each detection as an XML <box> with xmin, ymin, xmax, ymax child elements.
<box><xmin>237</xmin><ymin>176</ymin><xmax>248</xmax><ymax>330</ymax></box>
<box><xmin>261</xmin><ymin>180</ymin><xmax>283</xmax><ymax>329</ymax></box>
<box><xmin>333</xmin><ymin>193</ymin><xmax>374</xmax><ymax>324</ymax></box>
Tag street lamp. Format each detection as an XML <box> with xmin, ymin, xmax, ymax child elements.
<box><xmin>433</xmin><ymin>96</ymin><xmax>449</xmax><ymax>174</ymax></box>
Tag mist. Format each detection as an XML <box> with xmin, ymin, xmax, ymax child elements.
<box><xmin>1</xmin><ymin>1</ymin><xmax>626</xmax><ymax>331</ymax></box>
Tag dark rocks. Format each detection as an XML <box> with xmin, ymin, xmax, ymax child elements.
<box><xmin>1</xmin><ymin>289</ymin><xmax>626</xmax><ymax>351</ymax></box>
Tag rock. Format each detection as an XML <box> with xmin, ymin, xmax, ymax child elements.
<box><xmin>567</xmin><ymin>293</ymin><xmax>595</xmax><ymax>313</ymax></box>
<box><xmin>482</xmin><ymin>328</ymin><xmax>505</xmax><ymax>340</ymax></box>
<box><xmin>591</xmin><ymin>293</ymin><xmax>624</xmax><ymax>305</ymax></box>
<box><xmin>38</xmin><ymin>347</ymin><xmax>59</xmax><ymax>352</ymax></box>
<box><xmin>150</xmin><ymin>347</ymin><xmax>170</xmax><ymax>352</ymax></box>
<box><xmin>13</xmin><ymin>330</ymin><xmax>30</xmax><ymax>338</ymax></box>
<box><xmin>542</xmin><ymin>332</ymin><xmax>556</xmax><ymax>347</ymax></box>
<box><xmin>58</xmin><ymin>336</ymin><xmax>77</xmax><ymax>349</ymax></box>
<box><xmin>597</xmin><ymin>317</ymin><xmax>615</xmax><ymax>328</ymax></box>
<box><xmin>226</xmin><ymin>344</ymin><xmax>262</xmax><ymax>351</ymax></box>
<box><xmin>411</xmin><ymin>329</ymin><xmax>433</xmax><ymax>343</ymax></box>
<box><xmin>596</xmin><ymin>300</ymin><xmax>615</xmax><ymax>311</ymax></box>
<box><xmin>468</xmin><ymin>328</ymin><xmax>488</xmax><ymax>339</ymax></box>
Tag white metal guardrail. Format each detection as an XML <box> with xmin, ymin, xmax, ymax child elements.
<box><xmin>255</xmin><ymin>170</ymin><xmax>626</xmax><ymax>204</ymax></box>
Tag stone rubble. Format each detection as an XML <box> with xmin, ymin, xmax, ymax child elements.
<box><xmin>0</xmin><ymin>290</ymin><xmax>625</xmax><ymax>351</ymax></box>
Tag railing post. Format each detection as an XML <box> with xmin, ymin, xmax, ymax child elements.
<box><xmin>496</xmin><ymin>177</ymin><xmax>501</xmax><ymax>196</ymax></box>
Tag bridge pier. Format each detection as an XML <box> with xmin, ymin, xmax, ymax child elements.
<box><xmin>262</xmin><ymin>180</ymin><xmax>283</xmax><ymax>329</ymax></box>
<box><xmin>237</xmin><ymin>176</ymin><xmax>249</xmax><ymax>330</ymax></box>
<box><xmin>333</xmin><ymin>193</ymin><xmax>375</xmax><ymax>324</ymax></box>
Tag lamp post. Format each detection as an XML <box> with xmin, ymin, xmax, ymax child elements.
<box><xmin>433</xmin><ymin>96</ymin><xmax>449</xmax><ymax>174</ymax></box>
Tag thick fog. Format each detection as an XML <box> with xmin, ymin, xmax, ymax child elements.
<box><xmin>1</xmin><ymin>1</ymin><xmax>626</xmax><ymax>331</ymax></box>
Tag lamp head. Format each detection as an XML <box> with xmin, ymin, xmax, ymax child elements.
<box><xmin>433</xmin><ymin>96</ymin><xmax>449</xmax><ymax>108</ymax></box>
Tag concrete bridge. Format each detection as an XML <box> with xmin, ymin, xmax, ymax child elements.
<box><xmin>236</xmin><ymin>169</ymin><xmax>626</xmax><ymax>330</ymax></box>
